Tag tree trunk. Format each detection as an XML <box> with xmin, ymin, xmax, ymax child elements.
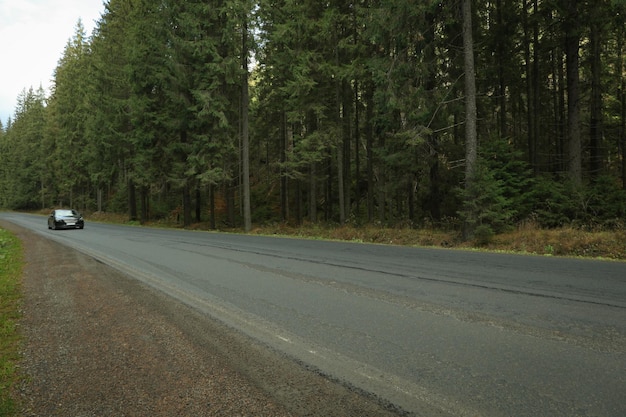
<box><xmin>209</xmin><ymin>184</ymin><xmax>216</xmax><ymax>229</ymax></box>
<box><xmin>555</xmin><ymin>48</ymin><xmax>566</xmax><ymax>173</ymax></box>
<box><xmin>342</xmin><ymin>80</ymin><xmax>352</xmax><ymax>223</ymax></box>
<box><xmin>532</xmin><ymin>0</ymin><xmax>540</xmax><ymax>172</ymax></box>
<box><xmin>617</xmin><ymin>35</ymin><xmax>626</xmax><ymax>190</ymax></box>
<box><xmin>195</xmin><ymin>187</ymin><xmax>201</xmax><ymax>223</ymax></box>
<box><xmin>140</xmin><ymin>185</ymin><xmax>148</xmax><ymax>224</ymax></box>
<box><xmin>241</xmin><ymin>17</ymin><xmax>252</xmax><ymax>232</ymax></box>
<box><xmin>589</xmin><ymin>14</ymin><xmax>603</xmax><ymax>179</ymax></box>
<box><xmin>226</xmin><ymin>181</ymin><xmax>235</xmax><ymax>226</ymax></box>
<box><xmin>335</xmin><ymin>65</ymin><xmax>346</xmax><ymax>224</ymax></box>
<box><xmin>182</xmin><ymin>184</ymin><xmax>192</xmax><ymax>227</ymax></box>
<box><xmin>295</xmin><ymin>180</ymin><xmax>303</xmax><ymax>225</ymax></box>
<box><xmin>354</xmin><ymin>81</ymin><xmax>361</xmax><ymax>217</ymax></box>
<box><xmin>425</xmin><ymin>7</ymin><xmax>440</xmax><ymax>221</ymax></box>
<box><xmin>337</xmin><ymin>137</ymin><xmax>346</xmax><ymax>224</ymax></box>
<box><xmin>564</xmin><ymin>0</ymin><xmax>582</xmax><ymax>184</ymax></box>
<box><xmin>523</xmin><ymin>0</ymin><xmax>536</xmax><ymax>171</ymax></box>
<box><xmin>309</xmin><ymin>162</ymin><xmax>317</xmax><ymax>222</ymax></box>
<box><xmin>496</xmin><ymin>0</ymin><xmax>507</xmax><ymax>139</ymax></box>
<box><xmin>462</xmin><ymin>0</ymin><xmax>478</xmax><ymax>240</ymax></box>
<box><xmin>622</xmin><ymin>83</ymin><xmax>626</xmax><ymax>189</ymax></box>
<box><xmin>617</xmin><ymin>31</ymin><xmax>626</xmax><ymax>189</ymax></box>
<box><xmin>280</xmin><ymin>114</ymin><xmax>289</xmax><ymax>222</ymax></box>
<box><xmin>377</xmin><ymin>135</ymin><xmax>386</xmax><ymax>224</ymax></box>
<box><xmin>326</xmin><ymin>150</ymin><xmax>333</xmax><ymax>221</ymax></box>
<box><xmin>365</xmin><ymin>80</ymin><xmax>374</xmax><ymax>222</ymax></box>
<box><xmin>128</xmin><ymin>177</ymin><xmax>137</xmax><ymax>221</ymax></box>
<box><xmin>96</xmin><ymin>188</ymin><xmax>102</xmax><ymax>212</ymax></box>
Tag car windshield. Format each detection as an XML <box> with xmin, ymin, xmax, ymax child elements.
<box><xmin>57</xmin><ymin>210</ymin><xmax>77</xmax><ymax>216</ymax></box>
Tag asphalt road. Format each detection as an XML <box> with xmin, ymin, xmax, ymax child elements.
<box><xmin>3</xmin><ymin>212</ymin><xmax>625</xmax><ymax>417</ymax></box>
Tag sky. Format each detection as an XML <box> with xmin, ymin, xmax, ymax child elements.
<box><xmin>0</xmin><ymin>0</ymin><xmax>106</xmax><ymax>127</ymax></box>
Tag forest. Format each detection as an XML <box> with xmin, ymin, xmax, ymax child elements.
<box><xmin>1</xmin><ymin>0</ymin><xmax>625</xmax><ymax>240</ymax></box>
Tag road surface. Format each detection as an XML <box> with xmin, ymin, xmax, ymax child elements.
<box><xmin>3</xmin><ymin>212</ymin><xmax>625</xmax><ymax>416</ymax></box>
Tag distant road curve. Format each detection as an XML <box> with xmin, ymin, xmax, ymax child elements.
<box><xmin>3</xmin><ymin>212</ymin><xmax>625</xmax><ymax>417</ymax></box>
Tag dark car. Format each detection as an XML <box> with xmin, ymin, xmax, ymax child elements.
<box><xmin>48</xmin><ymin>209</ymin><xmax>84</xmax><ymax>230</ymax></box>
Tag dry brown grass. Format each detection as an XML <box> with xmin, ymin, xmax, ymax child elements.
<box><xmin>87</xmin><ymin>211</ymin><xmax>131</xmax><ymax>224</ymax></box>
<box><xmin>487</xmin><ymin>226</ymin><xmax>626</xmax><ymax>259</ymax></box>
<box><xmin>249</xmin><ymin>222</ymin><xmax>626</xmax><ymax>260</ymax></box>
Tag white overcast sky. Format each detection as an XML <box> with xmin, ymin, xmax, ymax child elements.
<box><xmin>0</xmin><ymin>0</ymin><xmax>106</xmax><ymax>126</ymax></box>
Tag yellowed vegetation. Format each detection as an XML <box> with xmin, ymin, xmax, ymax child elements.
<box><xmin>250</xmin><ymin>222</ymin><xmax>626</xmax><ymax>260</ymax></box>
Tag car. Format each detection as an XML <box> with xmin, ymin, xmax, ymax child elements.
<box><xmin>48</xmin><ymin>209</ymin><xmax>84</xmax><ymax>230</ymax></box>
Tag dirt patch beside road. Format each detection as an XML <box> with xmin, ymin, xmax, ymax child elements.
<box><xmin>4</xmin><ymin>221</ymin><xmax>401</xmax><ymax>417</ymax></box>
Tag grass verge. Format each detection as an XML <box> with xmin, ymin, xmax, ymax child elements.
<box><xmin>0</xmin><ymin>227</ymin><xmax>23</xmax><ymax>416</ymax></box>
<box><xmin>247</xmin><ymin>223</ymin><xmax>626</xmax><ymax>259</ymax></box>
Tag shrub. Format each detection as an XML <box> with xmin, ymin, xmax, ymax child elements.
<box><xmin>474</xmin><ymin>224</ymin><xmax>495</xmax><ymax>245</ymax></box>
<box><xmin>458</xmin><ymin>162</ymin><xmax>514</xmax><ymax>237</ymax></box>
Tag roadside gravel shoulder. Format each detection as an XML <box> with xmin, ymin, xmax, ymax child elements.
<box><xmin>4</xmin><ymin>221</ymin><xmax>401</xmax><ymax>417</ymax></box>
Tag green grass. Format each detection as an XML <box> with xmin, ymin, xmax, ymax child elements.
<box><xmin>0</xmin><ymin>227</ymin><xmax>23</xmax><ymax>416</ymax></box>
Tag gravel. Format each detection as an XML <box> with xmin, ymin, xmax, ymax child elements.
<box><xmin>4</xmin><ymin>221</ymin><xmax>403</xmax><ymax>417</ymax></box>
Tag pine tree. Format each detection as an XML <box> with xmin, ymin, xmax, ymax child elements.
<box><xmin>48</xmin><ymin>20</ymin><xmax>92</xmax><ymax>209</ymax></box>
<box><xmin>87</xmin><ymin>0</ymin><xmax>135</xmax><ymax>213</ymax></box>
